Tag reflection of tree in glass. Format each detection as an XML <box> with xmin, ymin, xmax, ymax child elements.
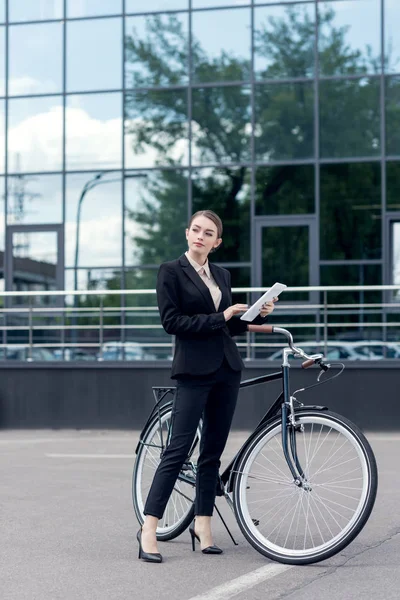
<box><xmin>123</xmin><ymin>6</ymin><xmax>395</xmax><ymax>291</ymax></box>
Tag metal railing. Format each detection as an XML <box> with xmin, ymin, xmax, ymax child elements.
<box><xmin>0</xmin><ymin>285</ymin><xmax>399</xmax><ymax>362</ymax></box>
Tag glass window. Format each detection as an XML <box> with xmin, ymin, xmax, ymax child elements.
<box><xmin>261</xmin><ymin>225</ymin><xmax>309</xmax><ymax>298</ymax></box>
<box><xmin>255</xmin><ymin>82</ymin><xmax>314</xmax><ymax>162</ymax></box>
<box><xmin>255</xmin><ymin>0</ymin><xmax>304</xmax><ymax>3</ymax></box>
<box><xmin>385</xmin><ymin>0</ymin><xmax>400</xmax><ymax>74</ymax></box>
<box><xmin>67</xmin><ymin>0</ymin><xmax>122</xmax><ymax>18</ymax></box>
<box><xmin>0</xmin><ymin>100</ymin><xmax>4</xmax><ymax>172</ymax></box>
<box><xmin>126</xmin><ymin>1</ymin><xmax>188</xmax><ymax>12</ymax></box>
<box><xmin>7</xmin><ymin>174</ymin><xmax>62</xmax><ymax>224</ymax></box>
<box><xmin>67</xmin><ymin>18</ymin><xmax>122</xmax><ymax>92</ymax></box>
<box><xmin>9</xmin><ymin>1</ymin><xmax>63</xmax><ymax>22</ymax></box>
<box><xmin>0</xmin><ymin>26</ymin><xmax>5</xmax><ymax>96</ymax></box>
<box><xmin>125</xmin><ymin>170</ymin><xmax>188</xmax><ymax>266</ymax></box>
<box><xmin>66</xmin><ymin>93</ymin><xmax>122</xmax><ymax>171</ymax></box>
<box><xmin>125</xmin><ymin>89</ymin><xmax>188</xmax><ymax>168</ymax></box>
<box><xmin>321</xmin><ymin>264</ymin><xmax>381</xmax><ymax>304</ymax></box>
<box><xmin>8</xmin><ymin>96</ymin><xmax>63</xmax><ymax>172</ymax></box>
<box><xmin>387</xmin><ymin>162</ymin><xmax>400</xmax><ymax>210</ymax></box>
<box><xmin>65</xmin><ymin>267</ymin><xmax>122</xmax><ymax>292</ymax></box>
<box><xmin>125</xmin><ymin>13</ymin><xmax>188</xmax><ymax>88</ymax></box>
<box><xmin>318</xmin><ymin>0</ymin><xmax>381</xmax><ymax>76</ymax></box>
<box><xmin>192</xmin><ymin>85</ymin><xmax>251</xmax><ymax>165</ymax></box>
<box><xmin>391</xmin><ymin>223</ymin><xmax>400</xmax><ymax>290</ymax></box>
<box><xmin>0</xmin><ymin>176</ymin><xmax>4</xmax><ymax>280</ymax></box>
<box><xmin>255</xmin><ymin>165</ymin><xmax>314</xmax><ymax>215</ymax></box>
<box><xmin>192</xmin><ymin>8</ymin><xmax>250</xmax><ymax>83</ymax></box>
<box><xmin>320</xmin><ymin>163</ymin><xmax>381</xmax><ymax>260</ymax></box>
<box><xmin>0</xmin><ymin>1</ymin><xmax>4</xmax><ymax>23</ymax></box>
<box><xmin>386</xmin><ymin>76</ymin><xmax>400</xmax><ymax>156</ymax></box>
<box><xmin>319</xmin><ymin>78</ymin><xmax>380</xmax><ymax>158</ymax></box>
<box><xmin>65</xmin><ymin>172</ymin><xmax>122</xmax><ymax>269</ymax></box>
<box><xmin>11</xmin><ymin>231</ymin><xmax>59</xmax><ymax>301</ymax></box>
<box><xmin>254</xmin><ymin>3</ymin><xmax>315</xmax><ymax>80</ymax></box>
<box><xmin>192</xmin><ymin>167</ymin><xmax>251</xmax><ymax>261</ymax></box>
<box><xmin>9</xmin><ymin>22</ymin><xmax>63</xmax><ymax>96</ymax></box>
<box><xmin>193</xmin><ymin>1</ymin><xmax>249</xmax><ymax>6</ymax></box>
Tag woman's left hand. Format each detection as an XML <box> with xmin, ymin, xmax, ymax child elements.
<box><xmin>259</xmin><ymin>296</ymin><xmax>278</xmax><ymax>318</ymax></box>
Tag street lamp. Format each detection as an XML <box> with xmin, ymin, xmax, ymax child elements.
<box><xmin>73</xmin><ymin>171</ymin><xmax>148</xmax><ymax>293</ymax></box>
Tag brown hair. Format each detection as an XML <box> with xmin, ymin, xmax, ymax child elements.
<box><xmin>188</xmin><ymin>210</ymin><xmax>223</xmax><ymax>238</ymax></box>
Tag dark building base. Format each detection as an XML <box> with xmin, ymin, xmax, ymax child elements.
<box><xmin>0</xmin><ymin>362</ymin><xmax>397</xmax><ymax>431</ymax></box>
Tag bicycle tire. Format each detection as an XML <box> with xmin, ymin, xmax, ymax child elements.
<box><xmin>132</xmin><ymin>403</ymin><xmax>200</xmax><ymax>541</ymax></box>
<box><xmin>233</xmin><ymin>410</ymin><xmax>377</xmax><ymax>565</ymax></box>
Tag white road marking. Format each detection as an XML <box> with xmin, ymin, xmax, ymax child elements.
<box><xmin>187</xmin><ymin>563</ymin><xmax>293</xmax><ymax>600</ymax></box>
<box><xmin>0</xmin><ymin>437</ymin><xmax>136</xmax><ymax>445</ymax></box>
<box><xmin>46</xmin><ymin>453</ymin><xmax>135</xmax><ymax>458</ymax></box>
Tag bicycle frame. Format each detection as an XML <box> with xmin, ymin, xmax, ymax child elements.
<box><xmin>136</xmin><ymin>326</ymin><xmax>331</xmax><ymax>498</ymax></box>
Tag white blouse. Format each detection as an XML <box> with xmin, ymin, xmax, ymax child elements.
<box><xmin>185</xmin><ymin>252</ymin><xmax>222</xmax><ymax>311</ymax></box>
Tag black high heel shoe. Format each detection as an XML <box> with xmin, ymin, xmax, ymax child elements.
<box><xmin>189</xmin><ymin>521</ymin><xmax>223</xmax><ymax>555</ymax></box>
<box><xmin>137</xmin><ymin>529</ymin><xmax>163</xmax><ymax>563</ymax></box>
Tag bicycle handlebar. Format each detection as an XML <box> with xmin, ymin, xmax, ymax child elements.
<box><xmin>247</xmin><ymin>324</ymin><xmax>327</xmax><ymax>370</ymax></box>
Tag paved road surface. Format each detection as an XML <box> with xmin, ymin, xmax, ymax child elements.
<box><xmin>1</xmin><ymin>430</ymin><xmax>398</xmax><ymax>600</ymax></box>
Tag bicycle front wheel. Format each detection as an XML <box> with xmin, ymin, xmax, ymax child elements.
<box><xmin>233</xmin><ymin>410</ymin><xmax>377</xmax><ymax>565</ymax></box>
<box><xmin>132</xmin><ymin>403</ymin><xmax>200</xmax><ymax>541</ymax></box>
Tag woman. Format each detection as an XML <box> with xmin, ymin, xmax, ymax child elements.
<box><xmin>137</xmin><ymin>210</ymin><xmax>276</xmax><ymax>563</ymax></box>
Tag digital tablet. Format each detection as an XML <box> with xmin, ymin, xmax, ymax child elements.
<box><xmin>240</xmin><ymin>282</ymin><xmax>287</xmax><ymax>322</ymax></box>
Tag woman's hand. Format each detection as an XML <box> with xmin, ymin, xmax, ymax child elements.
<box><xmin>223</xmin><ymin>304</ymin><xmax>249</xmax><ymax>321</ymax></box>
<box><xmin>259</xmin><ymin>296</ymin><xmax>278</xmax><ymax>318</ymax></box>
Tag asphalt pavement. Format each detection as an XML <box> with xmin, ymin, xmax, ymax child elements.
<box><xmin>1</xmin><ymin>429</ymin><xmax>399</xmax><ymax>600</ymax></box>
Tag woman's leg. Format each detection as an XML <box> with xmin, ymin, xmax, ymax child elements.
<box><xmin>194</xmin><ymin>362</ymin><xmax>241</xmax><ymax>545</ymax></box>
<box><xmin>143</xmin><ymin>376</ymin><xmax>213</xmax><ymax>521</ymax></box>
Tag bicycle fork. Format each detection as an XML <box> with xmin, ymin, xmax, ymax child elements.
<box><xmin>281</xmin><ymin>366</ymin><xmax>308</xmax><ymax>489</ymax></box>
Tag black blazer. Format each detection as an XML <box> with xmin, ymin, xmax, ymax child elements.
<box><xmin>156</xmin><ymin>254</ymin><xmax>267</xmax><ymax>379</ymax></box>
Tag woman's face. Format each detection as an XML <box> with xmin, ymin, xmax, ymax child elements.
<box><xmin>186</xmin><ymin>216</ymin><xmax>222</xmax><ymax>258</ymax></box>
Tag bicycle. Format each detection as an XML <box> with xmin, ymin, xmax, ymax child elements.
<box><xmin>132</xmin><ymin>325</ymin><xmax>378</xmax><ymax>565</ymax></box>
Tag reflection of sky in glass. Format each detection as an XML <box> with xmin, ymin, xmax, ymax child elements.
<box><xmin>66</xmin><ymin>92</ymin><xmax>122</xmax><ymax>171</ymax></box>
<box><xmin>0</xmin><ymin>100</ymin><xmax>4</xmax><ymax>172</ymax></box>
<box><xmin>0</xmin><ymin>176</ymin><xmax>4</xmax><ymax>254</ymax></box>
<box><xmin>13</xmin><ymin>231</ymin><xmax>58</xmax><ymax>264</ymax></box>
<box><xmin>9</xmin><ymin>0</ymin><xmax>63</xmax><ymax>22</ymax></box>
<box><xmin>7</xmin><ymin>174</ymin><xmax>62</xmax><ymax>225</ymax></box>
<box><xmin>193</xmin><ymin>0</ymin><xmax>249</xmax><ymax>6</ymax></box>
<box><xmin>9</xmin><ymin>22</ymin><xmax>63</xmax><ymax>96</ymax></box>
<box><xmin>192</xmin><ymin>7</ymin><xmax>250</xmax><ymax>81</ymax></box>
<box><xmin>386</xmin><ymin>0</ymin><xmax>400</xmax><ymax>73</ymax></box>
<box><xmin>67</xmin><ymin>17</ymin><xmax>122</xmax><ymax>92</ymax></box>
<box><xmin>65</xmin><ymin>172</ymin><xmax>122</xmax><ymax>267</ymax></box>
<box><xmin>319</xmin><ymin>0</ymin><xmax>381</xmax><ymax>74</ymax></box>
<box><xmin>0</xmin><ymin>26</ymin><xmax>4</xmax><ymax>95</ymax></box>
<box><xmin>67</xmin><ymin>0</ymin><xmax>122</xmax><ymax>18</ymax></box>
<box><xmin>8</xmin><ymin>96</ymin><xmax>63</xmax><ymax>172</ymax></box>
<box><xmin>126</xmin><ymin>1</ymin><xmax>188</xmax><ymax>12</ymax></box>
<box><xmin>0</xmin><ymin>0</ymin><xmax>4</xmax><ymax>23</ymax></box>
<box><xmin>392</xmin><ymin>222</ymin><xmax>400</xmax><ymax>285</ymax></box>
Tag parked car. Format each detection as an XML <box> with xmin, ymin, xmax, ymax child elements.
<box><xmin>1</xmin><ymin>347</ymin><xmax>56</xmax><ymax>361</ymax></box>
<box><xmin>352</xmin><ymin>342</ymin><xmax>400</xmax><ymax>360</ymax></box>
<box><xmin>53</xmin><ymin>349</ymin><xmax>97</xmax><ymax>361</ymax></box>
<box><xmin>267</xmin><ymin>342</ymin><xmax>369</xmax><ymax>362</ymax></box>
<box><xmin>100</xmin><ymin>342</ymin><xmax>157</xmax><ymax>361</ymax></box>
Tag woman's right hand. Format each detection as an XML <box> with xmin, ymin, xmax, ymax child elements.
<box><xmin>223</xmin><ymin>304</ymin><xmax>249</xmax><ymax>321</ymax></box>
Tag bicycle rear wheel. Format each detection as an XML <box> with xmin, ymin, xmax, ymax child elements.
<box><xmin>132</xmin><ymin>403</ymin><xmax>201</xmax><ymax>541</ymax></box>
<box><xmin>233</xmin><ymin>410</ymin><xmax>377</xmax><ymax>565</ymax></box>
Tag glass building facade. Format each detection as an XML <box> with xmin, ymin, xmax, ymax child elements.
<box><xmin>0</xmin><ymin>1</ymin><xmax>399</xmax><ymax>342</ymax></box>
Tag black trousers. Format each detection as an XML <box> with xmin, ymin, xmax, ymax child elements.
<box><xmin>144</xmin><ymin>358</ymin><xmax>241</xmax><ymax>518</ymax></box>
